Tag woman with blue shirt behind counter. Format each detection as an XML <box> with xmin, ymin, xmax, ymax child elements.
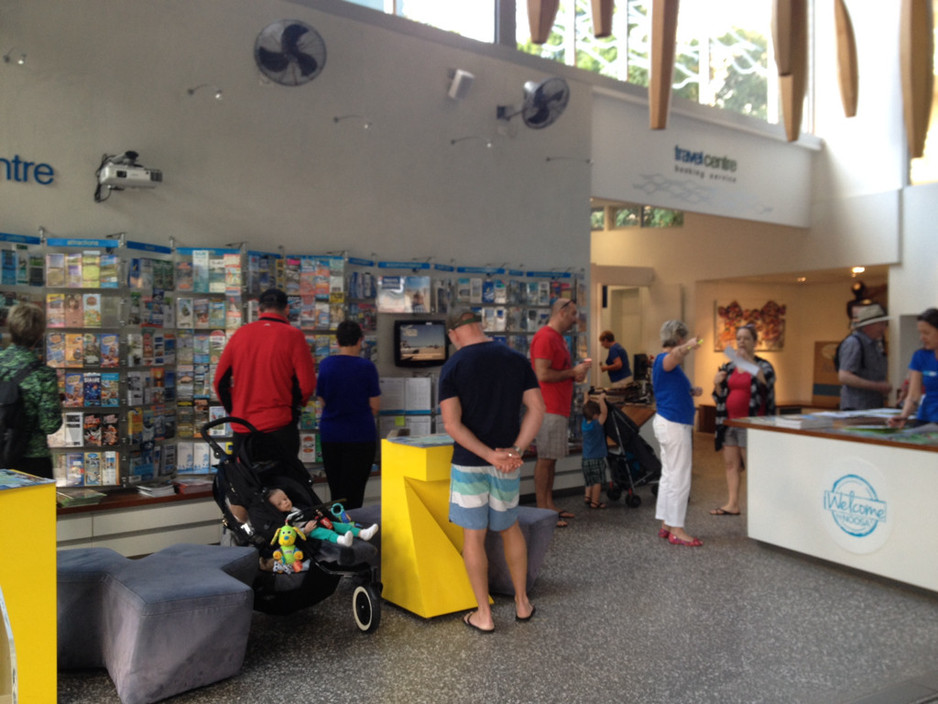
<box><xmin>891</xmin><ymin>308</ymin><xmax>938</xmax><ymax>426</ymax></box>
<box><xmin>652</xmin><ymin>320</ymin><xmax>704</xmax><ymax>547</ymax></box>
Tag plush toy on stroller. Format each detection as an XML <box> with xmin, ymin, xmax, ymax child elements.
<box><xmin>203</xmin><ymin>416</ymin><xmax>382</xmax><ymax>632</ymax></box>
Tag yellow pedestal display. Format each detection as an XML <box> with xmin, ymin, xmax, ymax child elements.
<box><xmin>0</xmin><ymin>470</ymin><xmax>57</xmax><ymax>704</ymax></box>
<box><xmin>380</xmin><ymin>436</ymin><xmax>485</xmax><ymax>618</ymax></box>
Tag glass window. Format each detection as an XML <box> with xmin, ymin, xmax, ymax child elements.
<box><xmin>517</xmin><ymin>0</ymin><xmax>777</xmax><ymax>126</ymax></box>
<box><xmin>612</xmin><ymin>206</ymin><xmax>642</xmax><ymax>228</ymax></box>
<box><xmin>642</xmin><ymin>207</ymin><xmax>683</xmax><ymax>228</ymax></box>
<box><xmin>344</xmin><ymin>0</ymin><xmax>387</xmax><ymax>10</ymax></box>
<box><xmin>590</xmin><ymin>207</ymin><xmax>606</xmax><ymax>230</ymax></box>
<box><xmin>343</xmin><ymin>0</ymin><xmax>782</xmax><ymax>127</ymax></box>
<box><xmin>398</xmin><ymin>0</ymin><xmax>496</xmax><ymax>43</ymax></box>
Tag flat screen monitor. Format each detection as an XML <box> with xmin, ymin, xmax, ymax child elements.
<box><xmin>394</xmin><ymin>319</ymin><xmax>449</xmax><ymax>368</ymax></box>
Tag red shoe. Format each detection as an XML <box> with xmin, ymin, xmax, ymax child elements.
<box><xmin>657</xmin><ymin>528</ymin><xmax>670</xmax><ymax>539</ymax></box>
<box><xmin>668</xmin><ymin>534</ymin><xmax>703</xmax><ymax>547</ymax></box>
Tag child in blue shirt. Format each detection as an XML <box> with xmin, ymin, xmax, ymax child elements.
<box><xmin>581</xmin><ymin>392</ymin><xmax>609</xmax><ymax>509</ymax></box>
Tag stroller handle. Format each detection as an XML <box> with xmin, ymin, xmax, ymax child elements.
<box><xmin>200</xmin><ymin>416</ymin><xmax>259</xmax><ymax>459</ymax></box>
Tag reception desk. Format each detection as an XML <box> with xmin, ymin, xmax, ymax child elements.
<box><xmin>731</xmin><ymin>417</ymin><xmax>938</xmax><ymax>593</ymax></box>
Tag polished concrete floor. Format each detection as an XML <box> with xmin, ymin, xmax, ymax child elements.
<box><xmin>58</xmin><ymin>432</ymin><xmax>938</xmax><ymax>704</ymax></box>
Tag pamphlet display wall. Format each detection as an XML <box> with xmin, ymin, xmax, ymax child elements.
<box><xmin>0</xmin><ymin>232</ymin><xmax>585</xmax><ymax>490</ymax></box>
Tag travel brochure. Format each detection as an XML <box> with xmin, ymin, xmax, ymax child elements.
<box><xmin>18</xmin><ymin>243</ymin><xmax>580</xmax><ymax>487</ymax></box>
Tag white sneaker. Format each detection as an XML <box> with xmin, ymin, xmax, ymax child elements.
<box><xmin>358</xmin><ymin>524</ymin><xmax>379</xmax><ymax>541</ymax></box>
<box><xmin>337</xmin><ymin>531</ymin><xmax>353</xmax><ymax>547</ymax></box>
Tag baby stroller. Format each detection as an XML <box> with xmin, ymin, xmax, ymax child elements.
<box><xmin>602</xmin><ymin>403</ymin><xmax>661</xmax><ymax>508</ymax></box>
<box><xmin>203</xmin><ymin>416</ymin><xmax>382</xmax><ymax>633</ymax></box>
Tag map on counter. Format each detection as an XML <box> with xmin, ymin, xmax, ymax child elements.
<box><xmin>388</xmin><ymin>433</ymin><xmax>454</xmax><ymax>448</ymax></box>
<box><xmin>0</xmin><ymin>468</ymin><xmax>54</xmax><ymax>490</ymax></box>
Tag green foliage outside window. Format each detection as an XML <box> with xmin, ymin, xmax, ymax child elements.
<box><xmin>518</xmin><ymin>0</ymin><xmax>769</xmax><ymax>123</ymax></box>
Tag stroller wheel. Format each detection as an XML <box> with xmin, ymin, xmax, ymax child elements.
<box><xmin>626</xmin><ymin>493</ymin><xmax>642</xmax><ymax>508</ymax></box>
<box><xmin>353</xmin><ymin>584</ymin><xmax>382</xmax><ymax>633</ymax></box>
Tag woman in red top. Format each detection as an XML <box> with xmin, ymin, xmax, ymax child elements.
<box><xmin>710</xmin><ymin>324</ymin><xmax>776</xmax><ymax>516</ymax></box>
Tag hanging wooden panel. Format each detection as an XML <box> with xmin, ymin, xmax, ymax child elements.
<box><xmin>649</xmin><ymin>0</ymin><xmax>679</xmax><ymax>130</ymax></box>
<box><xmin>771</xmin><ymin>0</ymin><xmax>808</xmax><ymax>142</ymax></box>
<box><xmin>834</xmin><ymin>0</ymin><xmax>859</xmax><ymax>118</ymax></box>
<box><xmin>591</xmin><ymin>0</ymin><xmax>615</xmax><ymax>38</ymax></box>
<box><xmin>900</xmin><ymin>0</ymin><xmax>935</xmax><ymax>158</ymax></box>
<box><xmin>528</xmin><ymin>0</ymin><xmax>561</xmax><ymax>44</ymax></box>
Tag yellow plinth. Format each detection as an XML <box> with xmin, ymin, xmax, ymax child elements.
<box><xmin>0</xmin><ymin>471</ymin><xmax>57</xmax><ymax>704</ymax></box>
<box><xmin>380</xmin><ymin>436</ymin><xmax>484</xmax><ymax>618</ymax></box>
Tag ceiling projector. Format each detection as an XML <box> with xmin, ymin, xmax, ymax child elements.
<box><xmin>98</xmin><ymin>162</ymin><xmax>162</xmax><ymax>188</ymax></box>
<box><xmin>94</xmin><ymin>151</ymin><xmax>162</xmax><ymax>202</ymax></box>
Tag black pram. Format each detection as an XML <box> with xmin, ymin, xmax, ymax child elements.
<box><xmin>602</xmin><ymin>403</ymin><xmax>661</xmax><ymax>507</ymax></box>
<box><xmin>203</xmin><ymin>416</ymin><xmax>382</xmax><ymax>632</ymax></box>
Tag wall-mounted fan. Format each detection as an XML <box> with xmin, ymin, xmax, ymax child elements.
<box><xmin>497</xmin><ymin>77</ymin><xmax>570</xmax><ymax>129</ymax></box>
<box><xmin>254</xmin><ymin>20</ymin><xmax>326</xmax><ymax>86</ymax></box>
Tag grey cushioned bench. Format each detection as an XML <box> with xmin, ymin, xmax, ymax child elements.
<box><xmin>347</xmin><ymin>504</ymin><xmax>556</xmax><ymax>596</ymax></box>
<box><xmin>57</xmin><ymin>543</ymin><xmax>258</xmax><ymax>704</ymax></box>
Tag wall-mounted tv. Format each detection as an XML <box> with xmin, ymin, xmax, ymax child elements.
<box><xmin>393</xmin><ymin>319</ymin><xmax>449</xmax><ymax>368</ymax></box>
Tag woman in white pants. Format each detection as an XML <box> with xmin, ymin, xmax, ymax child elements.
<box><xmin>651</xmin><ymin>320</ymin><xmax>704</xmax><ymax>547</ymax></box>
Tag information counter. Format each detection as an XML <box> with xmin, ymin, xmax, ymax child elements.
<box><xmin>731</xmin><ymin>416</ymin><xmax>938</xmax><ymax>593</ymax></box>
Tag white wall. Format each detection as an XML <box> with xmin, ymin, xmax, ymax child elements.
<box><xmin>0</xmin><ymin>0</ymin><xmax>591</xmax><ymax>272</ymax></box>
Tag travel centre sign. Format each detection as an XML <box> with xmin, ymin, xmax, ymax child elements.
<box><xmin>0</xmin><ymin>153</ymin><xmax>55</xmax><ymax>185</ymax></box>
<box><xmin>591</xmin><ymin>93</ymin><xmax>814</xmax><ymax>228</ymax></box>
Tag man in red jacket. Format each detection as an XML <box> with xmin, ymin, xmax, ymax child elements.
<box><xmin>214</xmin><ymin>288</ymin><xmax>316</xmax><ymax>464</ymax></box>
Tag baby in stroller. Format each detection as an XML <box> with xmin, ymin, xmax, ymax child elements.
<box><xmin>267</xmin><ymin>488</ymin><xmax>379</xmax><ymax>547</ymax></box>
<box><xmin>206</xmin><ymin>417</ymin><xmax>383</xmax><ymax>630</ymax></box>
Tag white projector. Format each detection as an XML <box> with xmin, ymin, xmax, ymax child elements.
<box><xmin>98</xmin><ymin>163</ymin><xmax>163</xmax><ymax>188</ymax></box>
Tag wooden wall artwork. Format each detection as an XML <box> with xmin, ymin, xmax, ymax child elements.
<box><xmin>714</xmin><ymin>300</ymin><xmax>787</xmax><ymax>352</ymax></box>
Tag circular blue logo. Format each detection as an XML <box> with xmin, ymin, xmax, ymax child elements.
<box><xmin>823</xmin><ymin>474</ymin><xmax>887</xmax><ymax>538</ymax></box>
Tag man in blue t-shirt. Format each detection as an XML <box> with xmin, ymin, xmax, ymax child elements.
<box><xmin>599</xmin><ymin>330</ymin><xmax>632</xmax><ymax>387</ymax></box>
<box><xmin>439</xmin><ymin>309</ymin><xmax>545</xmax><ymax>633</ymax></box>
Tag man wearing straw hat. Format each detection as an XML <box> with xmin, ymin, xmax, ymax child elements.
<box><xmin>838</xmin><ymin>301</ymin><xmax>891</xmax><ymax>410</ymax></box>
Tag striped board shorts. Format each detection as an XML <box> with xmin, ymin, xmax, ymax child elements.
<box><xmin>449</xmin><ymin>463</ymin><xmax>521</xmax><ymax>532</ymax></box>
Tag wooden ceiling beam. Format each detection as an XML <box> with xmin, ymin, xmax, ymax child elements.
<box><xmin>772</xmin><ymin>0</ymin><xmax>808</xmax><ymax>142</ymax></box>
<box><xmin>900</xmin><ymin>0</ymin><xmax>935</xmax><ymax>158</ymax></box>
<box><xmin>649</xmin><ymin>0</ymin><xmax>679</xmax><ymax>130</ymax></box>
<box><xmin>528</xmin><ymin>0</ymin><xmax>560</xmax><ymax>44</ymax></box>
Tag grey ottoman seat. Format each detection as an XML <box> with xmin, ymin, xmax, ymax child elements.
<box><xmin>346</xmin><ymin>503</ymin><xmax>555</xmax><ymax>596</ymax></box>
<box><xmin>58</xmin><ymin>543</ymin><xmax>258</xmax><ymax>704</ymax></box>
<box><xmin>484</xmin><ymin>506</ymin><xmax>557</xmax><ymax>595</ymax></box>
